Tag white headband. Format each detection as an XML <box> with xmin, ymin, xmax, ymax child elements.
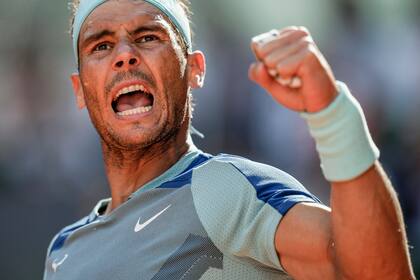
<box><xmin>72</xmin><ymin>0</ymin><xmax>192</xmax><ymax>66</ymax></box>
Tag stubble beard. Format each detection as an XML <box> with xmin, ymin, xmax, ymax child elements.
<box><xmin>95</xmin><ymin>89</ymin><xmax>190</xmax><ymax>164</ymax></box>
<box><xmin>81</xmin><ymin>73</ymin><xmax>187</xmax><ymax>155</ymax></box>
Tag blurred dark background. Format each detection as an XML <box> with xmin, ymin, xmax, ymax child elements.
<box><xmin>0</xmin><ymin>0</ymin><xmax>419</xmax><ymax>278</ymax></box>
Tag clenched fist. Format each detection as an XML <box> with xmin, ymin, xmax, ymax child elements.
<box><xmin>249</xmin><ymin>26</ymin><xmax>338</xmax><ymax>113</ymax></box>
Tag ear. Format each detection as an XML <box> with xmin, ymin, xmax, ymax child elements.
<box><xmin>186</xmin><ymin>50</ymin><xmax>206</xmax><ymax>89</ymax></box>
<box><xmin>70</xmin><ymin>73</ymin><xmax>86</xmax><ymax>109</ymax></box>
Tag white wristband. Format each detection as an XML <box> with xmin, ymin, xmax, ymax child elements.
<box><xmin>300</xmin><ymin>81</ymin><xmax>380</xmax><ymax>182</ymax></box>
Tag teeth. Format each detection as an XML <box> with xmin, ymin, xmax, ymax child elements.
<box><xmin>115</xmin><ymin>84</ymin><xmax>148</xmax><ymax>100</ymax></box>
<box><xmin>117</xmin><ymin>105</ymin><xmax>153</xmax><ymax>116</ymax></box>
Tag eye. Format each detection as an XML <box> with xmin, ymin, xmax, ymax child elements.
<box><xmin>93</xmin><ymin>42</ymin><xmax>112</xmax><ymax>52</ymax></box>
<box><xmin>137</xmin><ymin>35</ymin><xmax>159</xmax><ymax>43</ymax></box>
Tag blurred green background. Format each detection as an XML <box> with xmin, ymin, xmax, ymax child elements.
<box><xmin>0</xmin><ymin>0</ymin><xmax>419</xmax><ymax>278</ymax></box>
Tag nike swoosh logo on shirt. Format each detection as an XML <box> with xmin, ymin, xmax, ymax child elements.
<box><xmin>134</xmin><ymin>204</ymin><xmax>171</xmax><ymax>233</ymax></box>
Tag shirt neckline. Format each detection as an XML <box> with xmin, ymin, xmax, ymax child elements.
<box><xmin>92</xmin><ymin>144</ymin><xmax>203</xmax><ymax>217</ymax></box>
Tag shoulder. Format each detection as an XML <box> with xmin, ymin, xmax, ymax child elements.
<box><xmin>207</xmin><ymin>153</ymin><xmax>306</xmax><ymax>187</ymax></box>
<box><xmin>191</xmin><ymin>153</ymin><xmax>321</xmax><ymax>215</ymax></box>
<box><xmin>190</xmin><ymin>153</ymin><xmax>321</xmax><ymax>270</ymax></box>
<box><xmin>193</xmin><ymin>153</ymin><xmax>320</xmax><ymax>204</ymax></box>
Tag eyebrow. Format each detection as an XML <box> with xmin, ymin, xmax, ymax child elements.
<box><xmin>80</xmin><ymin>23</ymin><xmax>169</xmax><ymax>49</ymax></box>
<box><xmin>132</xmin><ymin>24</ymin><xmax>168</xmax><ymax>36</ymax></box>
<box><xmin>81</xmin><ymin>29</ymin><xmax>115</xmax><ymax>48</ymax></box>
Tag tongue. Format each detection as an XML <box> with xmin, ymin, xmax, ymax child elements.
<box><xmin>116</xmin><ymin>92</ymin><xmax>152</xmax><ymax>112</ymax></box>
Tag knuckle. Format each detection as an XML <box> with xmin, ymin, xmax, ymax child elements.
<box><xmin>304</xmin><ymin>35</ymin><xmax>315</xmax><ymax>44</ymax></box>
<box><xmin>307</xmin><ymin>44</ymin><xmax>318</xmax><ymax>54</ymax></box>
<box><xmin>298</xmin><ymin>36</ymin><xmax>312</xmax><ymax>48</ymax></box>
<box><xmin>297</xmin><ymin>26</ymin><xmax>310</xmax><ymax>35</ymax></box>
<box><xmin>264</xmin><ymin>55</ymin><xmax>277</xmax><ymax>68</ymax></box>
<box><xmin>282</xmin><ymin>25</ymin><xmax>299</xmax><ymax>32</ymax></box>
<box><xmin>263</xmin><ymin>56</ymin><xmax>274</xmax><ymax>68</ymax></box>
<box><xmin>304</xmin><ymin>45</ymin><xmax>318</xmax><ymax>61</ymax></box>
<box><xmin>275</xmin><ymin>61</ymin><xmax>287</xmax><ymax>73</ymax></box>
<box><xmin>293</xmin><ymin>30</ymin><xmax>310</xmax><ymax>41</ymax></box>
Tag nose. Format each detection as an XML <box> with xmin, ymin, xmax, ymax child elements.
<box><xmin>112</xmin><ymin>42</ymin><xmax>140</xmax><ymax>70</ymax></box>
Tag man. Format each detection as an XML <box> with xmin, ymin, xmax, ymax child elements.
<box><xmin>43</xmin><ymin>0</ymin><xmax>415</xmax><ymax>279</ymax></box>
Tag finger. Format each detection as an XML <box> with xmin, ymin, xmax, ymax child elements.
<box><xmin>249</xmin><ymin>62</ymin><xmax>304</xmax><ymax>110</ymax></box>
<box><xmin>249</xmin><ymin>61</ymin><xmax>274</xmax><ymax>86</ymax></box>
<box><xmin>248</xmin><ymin>62</ymin><xmax>258</xmax><ymax>81</ymax></box>
<box><xmin>251</xmin><ymin>26</ymin><xmax>298</xmax><ymax>47</ymax></box>
<box><xmin>264</xmin><ymin>68</ymin><xmax>296</xmax><ymax>87</ymax></box>
<box><xmin>280</xmin><ymin>26</ymin><xmax>300</xmax><ymax>32</ymax></box>
<box><xmin>275</xmin><ymin>76</ymin><xmax>302</xmax><ymax>89</ymax></box>
<box><xmin>249</xmin><ymin>62</ymin><xmax>305</xmax><ymax>109</ymax></box>
<box><xmin>250</xmin><ymin>61</ymin><xmax>298</xmax><ymax>89</ymax></box>
<box><xmin>250</xmin><ymin>26</ymin><xmax>300</xmax><ymax>61</ymax></box>
<box><xmin>256</xmin><ymin>29</ymin><xmax>309</xmax><ymax>59</ymax></box>
<box><xmin>249</xmin><ymin>61</ymin><xmax>281</xmax><ymax>89</ymax></box>
<box><xmin>263</xmin><ymin>36</ymin><xmax>312</xmax><ymax>69</ymax></box>
<box><xmin>249</xmin><ymin>62</ymin><xmax>292</xmax><ymax>97</ymax></box>
<box><xmin>251</xmin><ymin>30</ymin><xmax>279</xmax><ymax>61</ymax></box>
<box><xmin>275</xmin><ymin>44</ymin><xmax>315</xmax><ymax>77</ymax></box>
<box><xmin>274</xmin><ymin>26</ymin><xmax>300</xmax><ymax>38</ymax></box>
<box><xmin>280</xmin><ymin>26</ymin><xmax>309</xmax><ymax>34</ymax></box>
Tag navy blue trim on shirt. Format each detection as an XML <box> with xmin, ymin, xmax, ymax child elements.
<box><xmin>49</xmin><ymin>153</ymin><xmax>211</xmax><ymax>256</ymax></box>
<box><xmin>49</xmin><ymin>214</ymin><xmax>97</xmax><ymax>256</ymax></box>
<box><xmin>183</xmin><ymin>152</ymin><xmax>212</xmax><ymax>173</ymax></box>
<box><xmin>214</xmin><ymin>154</ymin><xmax>322</xmax><ymax>216</ymax></box>
<box><xmin>159</xmin><ymin>170</ymin><xmax>194</xmax><ymax>189</ymax></box>
<box><xmin>158</xmin><ymin>153</ymin><xmax>212</xmax><ymax>189</ymax></box>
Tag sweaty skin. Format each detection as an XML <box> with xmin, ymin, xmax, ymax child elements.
<box><xmin>70</xmin><ymin>0</ymin><xmax>414</xmax><ymax>278</ymax></box>
<box><xmin>70</xmin><ymin>0</ymin><xmax>205</xmax><ymax>211</ymax></box>
<box><xmin>249</xmin><ymin>27</ymin><xmax>415</xmax><ymax>279</ymax></box>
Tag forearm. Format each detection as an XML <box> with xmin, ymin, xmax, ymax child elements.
<box><xmin>330</xmin><ymin>161</ymin><xmax>414</xmax><ymax>279</ymax></box>
<box><xmin>249</xmin><ymin>27</ymin><xmax>415</xmax><ymax>278</ymax></box>
<box><xmin>300</xmin><ymin>82</ymin><xmax>414</xmax><ymax>278</ymax></box>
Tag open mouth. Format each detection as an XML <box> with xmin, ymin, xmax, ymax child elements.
<box><xmin>111</xmin><ymin>84</ymin><xmax>154</xmax><ymax>116</ymax></box>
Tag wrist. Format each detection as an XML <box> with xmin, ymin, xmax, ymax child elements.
<box><xmin>305</xmin><ymin>80</ymin><xmax>338</xmax><ymax>113</ymax></box>
<box><xmin>301</xmin><ymin>81</ymin><xmax>380</xmax><ymax>182</ymax></box>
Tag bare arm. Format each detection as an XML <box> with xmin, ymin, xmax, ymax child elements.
<box><xmin>329</xmin><ymin>162</ymin><xmax>413</xmax><ymax>278</ymax></box>
<box><xmin>275</xmin><ymin>163</ymin><xmax>414</xmax><ymax>279</ymax></box>
<box><xmin>249</xmin><ymin>26</ymin><xmax>415</xmax><ymax>279</ymax></box>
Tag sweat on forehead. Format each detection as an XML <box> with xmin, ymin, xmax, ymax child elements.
<box><xmin>72</xmin><ymin>0</ymin><xmax>192</xmax><ymax>65</ymax></box>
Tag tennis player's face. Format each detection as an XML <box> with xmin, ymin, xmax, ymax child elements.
<box><xmin>72</xmin><ymin>0</ymin><xmax>192</xmax><ymax>150</ymax></box>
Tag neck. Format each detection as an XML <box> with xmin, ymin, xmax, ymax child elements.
<box><xmin>102</xmin><ymin>126</ymin><xmax>192</xmax><ymax>213</ymax></box>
